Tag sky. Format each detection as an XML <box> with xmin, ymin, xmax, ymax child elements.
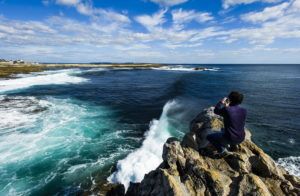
<box><xmin>0</xmin><ymin>0</ymin><xmax>300</xmax><ymax>63</ymax></box>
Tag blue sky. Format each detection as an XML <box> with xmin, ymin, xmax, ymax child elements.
<box><xmin>0</xmin><ymin>0</ymin><xmax>300</xmax><ymax>63</ymax></box>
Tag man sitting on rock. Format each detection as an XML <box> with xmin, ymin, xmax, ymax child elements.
<box><xmin>207</xmin><ymin>91</ymin><xmax>247</xmax><ymax>157</ymax></box>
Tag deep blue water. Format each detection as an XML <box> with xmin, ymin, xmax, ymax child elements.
<box><xmin>0</xmin><ymin>65</ymin><xmax>299</xmax><ymax>195</ymax></box>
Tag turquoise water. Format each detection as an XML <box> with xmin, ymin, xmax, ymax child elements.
<box><xmin>0</xmin><ymin>65</ymin><xmax>299</xmax><ymax>195</ymax></box>
<box><xmin>0</xmin><ymin>96</ymin><xmax>136</xmax><ymax>195</ymax></box>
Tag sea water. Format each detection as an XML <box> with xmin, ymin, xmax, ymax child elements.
<box><xmin>0</xmin><ymin>65</ymin><xmax>299</xmax><ymax>195</ymax></box>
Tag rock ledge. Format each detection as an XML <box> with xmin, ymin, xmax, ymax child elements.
<box><xmin>109</xmin><ymin>107</ymin><xmax>300</xmax><ymax>196</ymax></box>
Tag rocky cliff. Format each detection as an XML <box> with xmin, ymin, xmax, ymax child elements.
<box><xmin>108</xmin><ymin>107</ymin><xmax>300</xmax><ymax>196</ymax></box>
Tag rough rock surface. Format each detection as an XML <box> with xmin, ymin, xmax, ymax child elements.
<box><xmin>112</xmin><ymin>107</ymin><xmax>300</xmax><ymax>196</ymax></box>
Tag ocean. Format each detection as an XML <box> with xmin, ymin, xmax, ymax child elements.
<box><xmin>0</xmin><ymin>64</ymin><xmax>299</xmax><ymax>195</ymax></box>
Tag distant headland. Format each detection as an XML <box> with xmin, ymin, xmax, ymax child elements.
<box><xmin>0</xmin><ymin>58</ymin><xmax>209</xmax><ymax>78</ymax></box>
<box><xmin>0</xmin><ymin>58</ymin><xmax>164</xmax><ymax>78</ymax></box>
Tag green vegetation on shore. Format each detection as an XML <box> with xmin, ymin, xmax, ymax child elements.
<box><xmin>0</xmin><ymin>62</ymin><xmax>163</xmax><ymax>78</ymax></box>
<box><xmin>0</xmin><ymin>65</ymin><xmax>44</xmax><ymax>78</ymax></box>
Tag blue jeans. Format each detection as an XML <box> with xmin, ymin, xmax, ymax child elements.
<box><xmin>207</xmin><ymin>132</ymin><xmax>238</xmax><ymax>153</ymax></box>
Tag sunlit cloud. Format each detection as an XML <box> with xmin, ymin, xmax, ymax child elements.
<box><xmin>222</xmin><ymin>0</ymin><xmax>281</xmax><ymax>9</ymax></box>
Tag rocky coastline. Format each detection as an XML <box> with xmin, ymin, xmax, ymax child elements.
<box><xmin>0</xmin><ymin>59</ymin><xmax>210</xmax><ymax>78</ymax></box>
<box><xmin>0</xmin><ymin>62</ymin><xmax>163</xmax><ymax>78</ymax></box>
<box><xmin>107</xmin><ymin>107</ymin><xmax>300</xmax><ymax>196</ymax></box>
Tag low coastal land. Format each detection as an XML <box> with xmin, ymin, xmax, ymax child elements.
<box><xmin>0</xmin><ymin>62</ymin><xmax>163</xmax><ymax>78</ymax></box>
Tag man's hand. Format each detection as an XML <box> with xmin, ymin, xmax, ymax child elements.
<box><xmin>221</xmin><ymin>97</ymin><xmax>230</xmax><ymax>107</ymax></box>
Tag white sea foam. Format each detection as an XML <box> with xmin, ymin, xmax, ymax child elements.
<box><xmin>0</xmin><ymin>69</ymin><xmax>88</xmax><ymax>93</ymax></box>
<box><xmin>288</xmin><ymin>138</ymin><xmax>295</xmax><ymax>144</ymax></box>
<box><xmin>277</xmin><ymin>156</ymin><xmax>300</xmax><ymax>177</ymax></box>
<box><xmin>205</xmin><ymin>67</ymin><xmax>220</xmax><ymax>71</ymax></box>
<box><xmin>83</xmin><ymin>67</ymin><xmax>108</xmax><ymax>73</ymax></box>
<box><xmin>0</xmin><ymin>97</ymin><xmax>84</xmax><ymax>164</ymax></box>
<box><xmin>152</xmin><ymin>65</ymin><xmax>197</xmax><ymax>72</ymax></box>
<box><xmin>0</xmin><ymin>96</ymin><xmax>101</xmax><ymax>195</ymax></box>
<box><xmin>108</xmin><ymin>100</ymin><xmax>180</xmax><ymax>190</ymax></box>
<box><xmin>0</xmin><ymin>95</ymin><xmax>117</xmax><ymax>166</ymax></box>
<box><xmin>0</xmin><ymin>95</ymin><xmax>133</xmax><ymax>195</ymax></box>
<box><xmin>0</xmin><ymin>96</ymin><xmax>50</xmax><ymax>132</ymax></box>
<box><xmin>152</xmin><ymin>65</ymin><xmax>220</xmax><ymax>72</ymax></box>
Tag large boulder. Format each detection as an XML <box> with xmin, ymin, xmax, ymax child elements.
<box><xmin>113</xmin><ymin>107</ymin><xmax>300</xmax><ymax>196</ymax></box>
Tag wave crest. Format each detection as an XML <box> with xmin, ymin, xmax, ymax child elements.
<box><xmin>0</xmin><ymin>69</ymin><xmax>88</xmax><ymax>93</ymax></box>
<box><xmin>152</xmin><ymin>65</ymin><xmax>220</xmax><ymax>72</ymax></box>
<box><xmin>108</xmin><ymin>100</ymin><xmax>179</xmax><ymax>189</ymax></box>
<box><xmin>277</xmin><ymin>156</ymin><xmax>300</xmax><ymax>177</ymax></box>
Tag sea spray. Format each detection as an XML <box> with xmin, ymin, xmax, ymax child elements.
<box><xmin>108</xmin><ymin>99</ymin><xmax>199</xmax><ymax>190</ymax></box>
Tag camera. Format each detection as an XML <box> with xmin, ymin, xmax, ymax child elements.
<box><xmin>222</xmin><ymin>97</ymin><xmax>230</xmax><ymax>105</ymax></box>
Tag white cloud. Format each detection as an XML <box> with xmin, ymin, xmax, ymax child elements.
<box><xmin>172</xmin><ymin>9</ymin><xmax>213</xmax><ymax>26</ymax></box>
<box><xmin>227</xmin><ymin>15</ymin><xmax>300</xmax><ymax>45</ymax></box>
<box><xmin>222</xmin><ymin>0</ymin><xmax>280</xmax><ymax>9</ymax></box>
<box><xmin>148</xmin><ymin>0</ymin><xmax>188</xmax><ymax>7</ymax></box>
<box><xmin>56</xmin><ymin>0</ymin><xmax>95</xmax><ymax>16</ymax></box>
<box><xmin>290</xmin><ymin>0</ymin><xmax>300</xmax><ymax>11</ymax></box>
<box><xmin>241</xmin><ymin>2</ymin><xmax>289</xmax><ymax>23</ymax></box>
<box><xmin>95</xmin><ymin>9</ymin><xmax>130</xmax><ymax>23</ymax></box>
<box><xmin>1</xmin><ymin>0</ymin><xmax>300</xmax><ymax>63</ymax></box>
<box><xmin>76</xmin><ymin>2</ymin><xmax>93</xmax><ymax>15</ymax></box>
<box><xmin>0</xmin><ymin>15</ymin><xmax>129</xmax><ymax>47</ymax></box>
<box><xmin>190</xmin><ymin>27</ymin><xmax>227</xmax><ymax>42</ymax></box>
<box><xmin>0</xmin><ymin>25</ymin><xmax>16</xmax><ymax>34</ymax></box>
<box><xmin>55</xmin><ymin>0</ymin><xmax>130</xmax><ymax>23</ymax></box>
<box><xmin>134</xmin><ymin>9</ymin><xmax>213</xmax><ymax>45</ymax></box>
<box><xmin>56</xmin><ymin>0</ymin><xmax>80</xmax><ymax>6</ymax></box>
<box><xmin>164</xmin><ymin>42</ymin><xmax>202</xmax><ymax>49</ymax></box>
<box><xmin>215</xmin><ymin>0</ymin><xmax>300</xmax><ymax>45</ymax></box>
<box><xmin>135</xmin><ymin>9</ymin><xmax>167</xmax><ymax>30</ymax></box>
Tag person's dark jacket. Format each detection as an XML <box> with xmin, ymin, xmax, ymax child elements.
<box><xmin>214</xmin><ymin>102</ymin><xmax>247</xmax><ymax>143</ymax></box>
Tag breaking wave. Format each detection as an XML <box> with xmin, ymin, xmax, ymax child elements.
<box><xmin>108</xmin><ymin>101</ymin><xmax>175</xmax><ymax>189</ymax></box>
<box><xmin>0</xmin><ymin>69</ymin><xmax>88</xmax><ymax>93</ymax></box>
<box><xmin>152</xmin><ymin>65</ymin><xmax>220</xmax><ymax>72</ymax></box>
<box><xmin>108</xmin><ymin>99</ymin><xmax>197</xmax><ymax>190</ymax></box>
<box><xmin>277</xmin><ymin>156</ymin><xmax>300</xmax><ymax>177</ymax></box>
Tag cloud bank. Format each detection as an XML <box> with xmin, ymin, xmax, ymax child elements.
<box><xmin>0</xmin><ymin>0</ymin><xmax>300</xmax><ymax>63</ymax></box>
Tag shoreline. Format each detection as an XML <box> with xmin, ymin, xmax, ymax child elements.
<box><xmin>0</xmin><ymin>63</ymin><xmax>164</xmax><ymax>78</ymax></box>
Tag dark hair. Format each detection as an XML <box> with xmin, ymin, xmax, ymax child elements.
<box><xmin>228</xmin><ymin>91</ymin><xmax>244</xmax><ymax>105</ymax></box>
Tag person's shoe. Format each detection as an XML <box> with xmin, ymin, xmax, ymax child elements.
<box><xmin>213</xmin><ymin>149</ymin><xmax>230</xmax><ymax>158</ymax></box>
